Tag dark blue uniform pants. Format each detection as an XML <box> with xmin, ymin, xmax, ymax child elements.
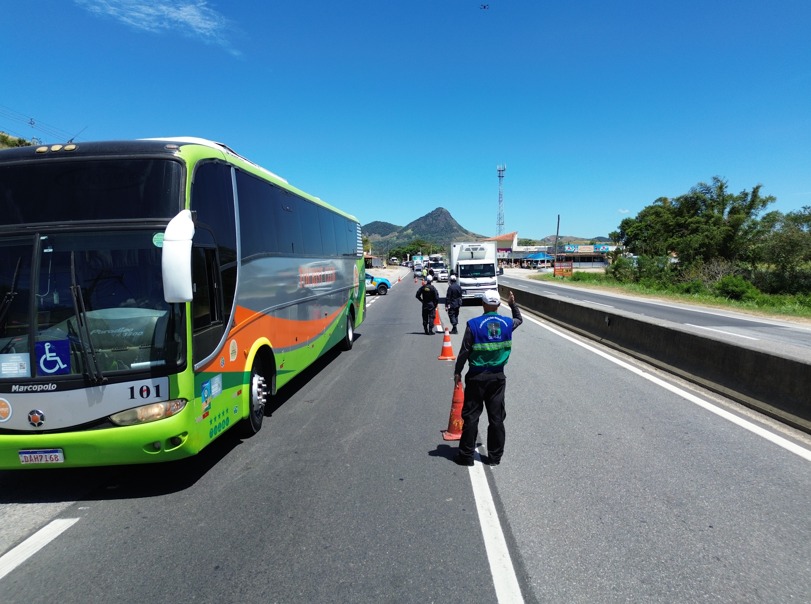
<box><xmin>422</xmin><ymin>306</ymin><xmax>435</xmax><ymax>331</ymax></box>
<box><xmin>458</xmin><ymin>372</ymin><xmax>507</xmax><ymax>463</ymax></box>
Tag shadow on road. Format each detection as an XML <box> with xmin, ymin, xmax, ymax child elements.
<box><xmin>0</xmin><ymin>342</ymin><xmax>358</xmax><ymax>503</ymax></box>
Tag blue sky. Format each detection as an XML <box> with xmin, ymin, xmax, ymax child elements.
<box><xmin>2</xmin><ymin>1</ymin><xmax>810</xmax><ymax>240</ymax></box>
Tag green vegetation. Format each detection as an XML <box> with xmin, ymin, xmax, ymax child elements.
<box><xmin>568</xmin><ymin>176</ymin><xmax>811</xmax><ymax>317</ymax></box>
<box><xmin>363</xmin><ymin>207</ymin><xmax>484</xmax><ymax>254</ymax></box>
<box><xmin>0</xmin><ymin>132</ymin><xmax>34</xmax><ymax>148</ymax></box>
<box><xmin>533</xmin><ymin>269</ymin><xmax>811</xmax><ymax>318</ymax></box>
<box><xmin>364</xmin><ymin>234</ymin><xmax>447</xmax><ymax>261</ymax></box>
<box><xmin>530</xmin><ymin>177</ymin><xmax>811</xmax><ymax>319</ymax></box>
<box><xmin>387</xmin><ymin>239</ymin><xmax>445</xmax><ymax>260</ymax></box>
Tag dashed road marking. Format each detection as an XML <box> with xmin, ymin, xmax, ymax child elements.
<box><xmin>0</xmin><ymin>518</ymin><xmax>80</xmax><ymax>581</ymax></box>
<box><xmin>467</xmin><ymin>453</ymin><xmax>525</xmax><ymax>603</ymax></box>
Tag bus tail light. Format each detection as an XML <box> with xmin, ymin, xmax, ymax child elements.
<box><xmin>110</xmin><ymin>399</ymin><xmax>187</xmax><ymax>426</ymax></box>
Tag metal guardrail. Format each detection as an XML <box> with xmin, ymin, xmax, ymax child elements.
<box><xmin>500</xmin><ymin>284</ymin><xmax>811</xmax><ymax>434</ymax></box>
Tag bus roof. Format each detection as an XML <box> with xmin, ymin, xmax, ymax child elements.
<box><xmin>140</xmin><ymin>137</ymin><xmax>290</xmax><ymax>184</ymax></box>
<box><xmin>0</xmin><ymin>137</ymin><xmax>358</xmax><ymax>223</ymax></box>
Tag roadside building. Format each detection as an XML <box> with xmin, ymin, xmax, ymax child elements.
<box><xmin>524</xmin><ymin>251</ymin><xmax>555</xmax><ymax>268</ymax></box>
<box><xmin>364</xmin><ymin>254</ymin><xmax>384</xmax><ymax>269</ymax></box>
<box><xmin>467</xmin><ymin>230</ymin><xmax>618</xmax><ymax>270</ymax></box>
<box><xmin>557</xmin><ymin>244</ymin><xmax>614</xmax><ymax>269</ymax></box>
<box><xmin>484</xmin><ymin>232</ymin><xmax>519</xmax><ymax>267</ymax></box>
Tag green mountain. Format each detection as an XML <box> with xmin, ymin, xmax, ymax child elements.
<box><xmin>362</xmin><ymin>207</ymin><xmax>610</xmax><ymax>251</ymax></box>
<box><xmin>363</xmin><ymin>207</ymin><xmax>486</xmax><ymax>251</ymax></box>
<box><xmin>363</xmin><ymin>221</ymin><xmax>401</xmax><ymax>238</ymax></box>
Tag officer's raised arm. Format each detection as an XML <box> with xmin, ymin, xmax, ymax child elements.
<box><xmin>508</xmin><ymin>290</ymin><xmax>523</xmax><ymax>328</ymax></box>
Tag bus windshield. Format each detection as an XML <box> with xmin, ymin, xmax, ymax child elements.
<box><xmin>0</xmin><ymin>230</ymin><xmax>184</xmax><ymax>380</ymax></box>
<box><xmin>0</xmin><ymin>158</ymin><xmax>183</xmax><ymax>226</ymax></box>
<box><xmin>458</xmin><ymin>263</ymin><xmax>496</xmax><ymax>278</ymax></box>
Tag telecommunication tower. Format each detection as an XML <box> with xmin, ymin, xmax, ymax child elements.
<box><xmin>496</xmin><ymin>164</ymin><xmax>506</xmax><ymax>235</ymax></box>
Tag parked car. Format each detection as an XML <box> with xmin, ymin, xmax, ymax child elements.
<box><xmin>431</xmin><ymin>262</ymin><xmax>448</xmax><ymax>282</ymax></box>
<box><xmin>365</xmin><ymin>273</ymin><xmax>392</xmax><ymax>295</ymax></box>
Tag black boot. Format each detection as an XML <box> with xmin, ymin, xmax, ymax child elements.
<box><xmin>424</xmin><ymin>324</ymin><xmax>430</xmax><ymax>335</ymax></box>
<box><xmin>451</xmin><ymin>326</ymin><xmax>458</xmax><ymax>334</ymax></box>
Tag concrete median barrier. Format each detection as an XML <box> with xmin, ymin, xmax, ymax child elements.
<box><xmin>500</xmin><ymin>285</ymin><xmax>811</xmax><ymax>433</ymax></box>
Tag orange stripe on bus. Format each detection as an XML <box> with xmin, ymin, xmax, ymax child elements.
<box><xmin>231</xmin><ymin>304</ymin><xmax>343</xmax><ymax>349</ymax></box>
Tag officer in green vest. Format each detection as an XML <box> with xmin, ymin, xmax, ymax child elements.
<box><xmin>452</xmin><ymin>290</ymin><xmax>522</xmax><ymax>466</ymax></box>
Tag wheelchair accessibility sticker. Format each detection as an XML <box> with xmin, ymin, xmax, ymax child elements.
<box><xmin>35</xmin><ymin>340</ymin><xmax>70</xmax><ymax>376</ymax></box>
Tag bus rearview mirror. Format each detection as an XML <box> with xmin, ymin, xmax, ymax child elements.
<box><xmin>162</xmin><ymin>209</ymin><xmax>195</xmax><ymax>303</ymax></box>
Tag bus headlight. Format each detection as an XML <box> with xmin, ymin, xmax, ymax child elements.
<box><xmin>110</xmin><ymin>399</ymin><xmax>187</xmax><ymax>426</ymax></box>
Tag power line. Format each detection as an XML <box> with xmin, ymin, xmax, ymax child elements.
<box><xmin>0</xmin><ymin>104</ymin><xmax>81</xmax><ymax>143</ymax></box>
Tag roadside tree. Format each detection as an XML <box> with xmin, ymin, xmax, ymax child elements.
<box><xmin>613</xmin><ymin>177</ymin><xmax>774</xmax><ymax>269</ymax></box>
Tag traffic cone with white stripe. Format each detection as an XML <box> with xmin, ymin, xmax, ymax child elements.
<box><xmin>442</xmin><ymin>381</ymin><xmax>464</xmax><ymax>441</ymax></box>
<box><xmin>433</xmin><ymin>307</ymin><xmax>443</xmax><ymax>333</ymax></box>
<box><xmin>437</xmin><ymin>327</ymin><xmax>456</xmax><ymax>361</ymax></box>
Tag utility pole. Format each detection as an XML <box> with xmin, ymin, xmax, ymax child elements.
<box><xmin>497</xmin><ymin>164</ymin><xmax>506</xmax><ymax>236</ymax></box>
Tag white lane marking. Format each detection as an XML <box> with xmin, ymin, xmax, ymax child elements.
<box><xmin>0</xmin><ymin>518</ymin><xmax>80</xmax><ymax>581</ymax></box>
<box><xmin>366</xmin><ymin>278</ymin><xmax>406</xmax><ymax>307</ymax></box>
<box><xmin>526</xmin><ymin>315</ymin><xmax>811</xmax><ymax>462</ymax></box>
<box><xmin>584</xmin><ymin>300</ymin><xmax>614</xmax><ymax>308</ymax></box>
<box><xmin>685</xmin><ymin>323</ymin><xmax>759</xmax><ymax>340</ymax></box>
<box><xmin>467</xmin><ymin>453</ymin><xmax>524</xmax><ymax>604</ymax></box>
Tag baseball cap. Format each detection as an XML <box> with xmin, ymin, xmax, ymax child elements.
<box><xmin>482</xmin><ymin>290</ymin><xmax>501</xmax><ymax>306</ymax></box>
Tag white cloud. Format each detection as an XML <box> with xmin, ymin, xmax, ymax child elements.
<box><xmin>618</xmin><ymin>208</ymin><xmax>630</xmax><ymax>214</ymax></box>
<box><xmin>74</xmin><ymin>0</ymin><xmax>241</xmax><ymax>55</ymax></box>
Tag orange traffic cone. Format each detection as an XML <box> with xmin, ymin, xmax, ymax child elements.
<box><xmin>442</xmin><ymin>382</ymin><xmax>464</xmax><ymax>440</ymax></box>
<box><xmin>433</xmin><ymin>307</ymin><xmax>443</xmax><ymax>333</ymax></box>
<box><xmin>414</xmin><ymin>275</ymin><xmax>418</xmax><ymax>283</ymax></box>
<box><xmin>438</xmin><ymin>328</ymin><xmax>456</xmax><ymax>361</ymax></box>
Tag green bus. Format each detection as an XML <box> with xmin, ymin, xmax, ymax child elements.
<box><xmin>0</xmin><ymin>137</ymin><xmax>365</xmax><ymax>468</ymax></box>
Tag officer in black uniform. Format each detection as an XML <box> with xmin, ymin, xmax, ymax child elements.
<box><xmin>445</xmin><ymin>274</ymin><xmax>463</xmax><ymax>334</ymax></box>
<box><xmin>452</xmin><ymin>289</ymin><xmax>522</xmax><ymax>466</ymax></box>
<box><xmin>415</xmin><ymin>275</ymin><xmax>440</xmax><ymax>335</ymax></box>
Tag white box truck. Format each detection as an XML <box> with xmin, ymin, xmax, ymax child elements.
<box><xmin>449</xmin><ymin>241</ymin><xmax>498</xmax><ymax>301</ymax></box>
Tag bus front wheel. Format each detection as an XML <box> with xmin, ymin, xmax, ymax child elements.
<box><xmin>240</xmin><ymin>360</ymin><xmax>268</xmax><ymax>436</ymax></box>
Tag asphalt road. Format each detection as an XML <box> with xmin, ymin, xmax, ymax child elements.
<box><xmin>500</xmin><ymin>271</ymin><xmax>811</xmax><ymax>362</ymax></box>
<box><xmin>1</xmin><ymin>270</ymin><xmax>810</xmax><ymax>603</ymax></box>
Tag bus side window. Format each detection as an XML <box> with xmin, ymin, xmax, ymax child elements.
<box><xmin>191</xmin><ymin>161</ymin><xmax>237</xmax><ymax>322</ymax></box>
<box><xmin>191</xmin><ymin>247</ymin><xmax>224</xmax><ymax>364</ymax></box>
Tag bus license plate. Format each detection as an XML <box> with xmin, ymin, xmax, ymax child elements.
<box><xmin>18</xmin><ymin>449</ymin><xmax>65</xmax><ymax>465</ymax></box>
